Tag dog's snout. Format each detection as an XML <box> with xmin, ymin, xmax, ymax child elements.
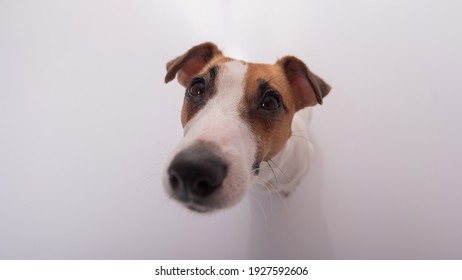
<box><xmin>167</xmin><ymin>147</ymin><xmax>228</xmax><ymax>201</ymax></box>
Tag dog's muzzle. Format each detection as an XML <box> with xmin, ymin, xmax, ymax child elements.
<box><xmin>167</xmin><ymin>144</ymin><xmax>228</xmax><ymax>205</ymax></box>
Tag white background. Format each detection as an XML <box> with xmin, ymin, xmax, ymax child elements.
<box><xmin>1</xmin><ymin>0</ymin><xmax>461</xmax><ymax>259</ymax></box>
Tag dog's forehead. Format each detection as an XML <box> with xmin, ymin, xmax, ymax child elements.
<box><xmin>197</xmin><ymin>59</ymin><xmax>248</xmax><ymax>108</ymax></box>
<box><xmin>216</xmin><ymin>59</ymin><xmax>248</xmax><ymax>88</ymax></box>
<box><xmin>245</xmin><ymin>62</ymin><xmax>288</xmax><ymax>92</ymax></box>
<box><xmin>211</xmin><ymin>59</ymin><xmax>287</xmax><ymax>94</ymax></box>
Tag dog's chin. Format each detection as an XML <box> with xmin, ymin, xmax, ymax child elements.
<box><xmin>171</xmin><ymin>189</ymin><xmax>247</xmax><ymax>213</ymax></box>
<box><xmin>185</xmin><ymin>203</ymin><xmax>213</xmax><ymax>213</ymax></box>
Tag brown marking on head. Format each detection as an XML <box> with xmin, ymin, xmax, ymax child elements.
<box><xmin>241</xmin><ymin>58</ymin><xmax>331</xmax><ymax>163</ymax></box>
<box><xmin>241</xmin><ymin>63</ymin><xmax>296</xmax><ymax>162</ymax></box>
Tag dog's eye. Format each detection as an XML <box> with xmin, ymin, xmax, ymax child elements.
<box><xmin>260</xmin><ymin>92</ymin><xmax>281</xmax><ymax>111</ymax></box>
<box><xmin>188</xmin><ymin>80</ymin><xmax>205</xmax><ymax>97</ymax></box>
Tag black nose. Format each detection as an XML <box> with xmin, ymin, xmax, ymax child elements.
<box><xmin>167</xmin><ymin>146</ymin><xmax>228</xmax><ymax>201</ymax></box>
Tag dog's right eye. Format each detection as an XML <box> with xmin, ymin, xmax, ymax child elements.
<box><xmin>188</xmin><ymin>80</ymin><xmax>205</xmax><ymax>97</ymax></box>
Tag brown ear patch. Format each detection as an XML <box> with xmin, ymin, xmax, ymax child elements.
<box><xmin>277</xmin><ymin>56</ymin><xmax>331</xmax><ymax>110</ymax></box>
<box><xmin>165</xmin><ymin>42</ymin><xmax>223</xmax><ymax>87</ymax></box>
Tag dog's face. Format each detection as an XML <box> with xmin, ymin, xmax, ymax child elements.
<box><xmin>163</xmin><ymin>42</ymin><xmax>330</xmax><ymax>212</ymax></box>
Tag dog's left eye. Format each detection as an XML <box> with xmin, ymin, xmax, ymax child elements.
<box><xmin>260</xmin><ymin>92</ymin><xmax>281</xmax><ymax>111</ymax></box>
<box><xmin>188</xmin><ymin>80</ymin><xmax>205</xmax><ymax>97</ymax></box>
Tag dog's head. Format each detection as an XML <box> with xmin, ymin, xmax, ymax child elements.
<box><xmin>163</xmin><ymin>42</ymin><xmax>330</xmax><ymax>212</ymax></box>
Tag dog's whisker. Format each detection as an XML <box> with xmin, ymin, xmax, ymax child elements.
<box><xmin>251</xmin><ymin>181</ymin><xmax>272</xmax><ymax>194</ymax></box>
<box><xmin>266</xmin><ymin>160</ymin><xmax>279</xmax><ymax>186</ymax></box>
<box><xmin>250</xmin><ymin>170</ymin><xmax>278</xmax><ymax>191</ymax></box>
<box><xmin>250</xmin><ymin>162</ymin><xmax>289</xmax><ymax>203</ymax></box>
<box><xmin>253</xmin><ymin>178</ymin><xmax>289</xmax><ymax>211</ymax></box>
<box><xmin>258</xmin><ymin>176</ymin><xmax>287</xmax><ymax>202</ymax></box>
<box><xmin>250</xmin><ymin>165</ymin><xmax>280</xmax><ymax>174</ymax></box>
<box><xmin>251</xmin><ymin>177</ymin><xmax>276</xmax><ymax>193</ymax></box>
<box><xmin>251</xmin><ymin>177</ymin><xmax>289</xmax><ymax>213</ymax></box>
<box><xmin>250</xmin><ymin>179</ymin><xmax>277</xmax><ymax>211</ymax></box>
<box><xmin>268</xmin><ymin>159</ymin><xmax>290</xmax><ymax>184</ymax></box>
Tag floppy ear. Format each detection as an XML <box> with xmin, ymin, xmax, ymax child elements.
<box><xmin>164</xmin><ymin>42</ymin><xmax>222</xmax><ymax>87</ymax></box>
<box><xmin>277</xmin><ymin>56</ymin><xmax>331</xmax><ymax>109</ymax></box>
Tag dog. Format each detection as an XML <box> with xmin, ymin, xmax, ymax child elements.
<box><xmin>163</xmin><ymin>42</ymin><xmax>330</xmax><ymax>212</ymax></box>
